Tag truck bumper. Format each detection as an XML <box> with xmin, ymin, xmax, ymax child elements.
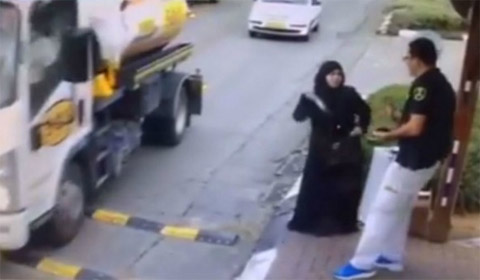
<box><xmin>0</xmin><ymin>210</ymin><xmax>29</xmax><ymax>250</ymax></box>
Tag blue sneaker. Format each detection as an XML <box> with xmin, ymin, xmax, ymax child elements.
<box><xmin>375</xmin><ymin>256</ymin><xmax>404</xmax><ymax>272</ymax></box>
<box><xmin>334</xmin><ymin>263</ymin><xmax>376</xmax><ymax>280</ymax></box>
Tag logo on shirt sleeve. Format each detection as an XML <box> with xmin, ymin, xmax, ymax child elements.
<box><xmin>413</xmin><ymin>87</ymin><xmax>427</xmax><ymax>101</ymax></box>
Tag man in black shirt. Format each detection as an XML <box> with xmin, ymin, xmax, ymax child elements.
<box><xmin>335</xmin><ymin>38</ymin><xmax>456</xmax><ymax>280</ymax></box>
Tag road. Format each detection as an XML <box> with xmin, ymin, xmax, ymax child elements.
<box><xmin>1</xmin><ymin>0</ymin><xmax>384</xmax><ymax>279</ymax></box>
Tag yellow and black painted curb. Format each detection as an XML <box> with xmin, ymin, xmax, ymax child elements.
<box><xmin>86</xmin><ymin>209</ymin><xmax>239</xmax><ymax>246</ymax></box>
<box><xmin>4</xmin><ymin>253</ymin><xmax>116</xmax><ymax>280</ymax></box>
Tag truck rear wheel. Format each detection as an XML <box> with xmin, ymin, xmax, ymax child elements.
<box><xmin>143</xmin><ymin>87</ymin><xmax>189</xmax><ymax>146</ymax></box>
<box><xmin>40</xmin><ymin>164</ymin><xmax>85</xmax><ymax>247</ymax></box>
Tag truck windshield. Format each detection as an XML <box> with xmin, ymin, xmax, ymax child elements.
<box><xmin>0</xmin><ymin>2</ymin><xmax>20</xmax><ymax>108</ymax></box>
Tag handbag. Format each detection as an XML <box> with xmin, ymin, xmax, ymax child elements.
<box><xmin>326</xmin><ymin>136</ymin><xmax>363</xmax><ymax>166</ymax></box>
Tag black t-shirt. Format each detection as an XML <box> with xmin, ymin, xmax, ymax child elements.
<box><xmin>396</xmin><ymin>68</ymin><xmax>456</xmax><ymax>170</ymax></box>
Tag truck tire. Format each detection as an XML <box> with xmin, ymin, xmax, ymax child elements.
<box><xmin>40</xmin><ymin>164</ymin><xmax>85</xmax><ymax>247</ymax></box>
<box><xmin>163</xmin><ymin>87</ymin><xmax>189</xmax><ymax>146</ymax></box>
<box><xmin>143</xmin><ymin>87</ymin><xmax>189</xmax><ymax>146</ymax></box>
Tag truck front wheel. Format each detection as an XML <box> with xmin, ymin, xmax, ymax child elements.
<box><xmin>40</xmin><ymin>164</ymin><xmax>85</xmax><ymax>247</ymax></box>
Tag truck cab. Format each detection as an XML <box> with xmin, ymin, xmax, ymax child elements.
<box><xmin>0</xmin><ymin>0</ymin><xmax>202</xmax><ymax>250</ymax></box>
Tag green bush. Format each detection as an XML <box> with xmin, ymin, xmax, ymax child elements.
<box><xmin>361</xmin><ymin>85</ymin><xmax>409</xmax><ymax>185</ymax></box>
<box><xmin>366</xmin><ymin>84</ymin><xmax>480</xmax><ymax>212</ymax></box>
<box><xmin>461</xmin><ymin>101</ymin><xmax>480</xmax><ymax>212</ymax></box>
<box><xmin>386</xmin><ymin>0</ymin><xmax>467</xmax><ymax>32</ymax></box>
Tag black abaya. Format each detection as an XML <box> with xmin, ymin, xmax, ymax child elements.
<box><xmin>288</xmin><ymin>70</ymin><xmax>371</xmax><ymax>236</ymax></box>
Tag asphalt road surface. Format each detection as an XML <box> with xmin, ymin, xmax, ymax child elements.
<box><xmin>1</xmin><ymin>0</ymin><xmax>385</xmax><ymax>279</ymax></box>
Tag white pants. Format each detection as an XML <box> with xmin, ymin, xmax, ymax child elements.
<box><xmin>351</xmin><ymin>162</ymin><xmax>439</xmax><ymax>269</ymax></box>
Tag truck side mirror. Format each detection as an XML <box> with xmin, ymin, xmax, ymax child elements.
<box><xmin>312</xmin><ymin>0</ymin><xmax>321</xmax><ymax>6</ymax></box>
<box><xmin>60</xmin><ymin>28</ymin><xmax>102</xmax><ymax>83</ymax></box>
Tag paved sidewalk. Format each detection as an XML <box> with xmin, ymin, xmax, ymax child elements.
<box><xmin>259</xmin><ymin>36</ymin><xmax>479</xmax><ymax>280</ymax></box>
<box><xmin>265</xmin><ymin>228</ymin><xmax>480</xmax><ymax>280</ymax></box>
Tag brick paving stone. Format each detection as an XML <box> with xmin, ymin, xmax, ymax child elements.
<box><xmin>266</xmin><ymin>231</ymin><xmax>480</xmax><ymax>280</ymax></box>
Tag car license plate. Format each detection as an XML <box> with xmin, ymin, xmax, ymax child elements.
<box><xmin>266</xmin><ymin>21</ymin><xmax>286</xmax><ymax>29</ymax></box>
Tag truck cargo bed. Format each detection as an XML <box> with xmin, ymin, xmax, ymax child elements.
<box><xmin>119</xmin><ymin>43</ymin><xmax>194</xmax><ymax>89</ymax></box>
<box><xmin>94</xmin><ymin>43</ymin><xmax>194</xmax><ymax>112</ymax></box>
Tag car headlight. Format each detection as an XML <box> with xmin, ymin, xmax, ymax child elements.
<box><xmin>0</xmin><ymin>151</ymin><xmax>19</xmax><ymax>212</ymax></box>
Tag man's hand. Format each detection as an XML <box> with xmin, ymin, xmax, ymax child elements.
<box><xmin>372</xmin><ymin>130</ymin><xmax>392</xmax><ymax>141</ymax></box>
<box><xmin>371</xmin><ymin>113</ymin><xmax>426</xmax><ymax>142</ymax></box>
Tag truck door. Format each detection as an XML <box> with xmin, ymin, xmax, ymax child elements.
<box><xmin>24</xmin><ymin>0</ymin><xmax>91</xmax><ymax>222</ymax></box>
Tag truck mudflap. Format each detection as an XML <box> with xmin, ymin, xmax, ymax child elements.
<box><xmin>186</xmin><ymin>70</ymin><xmax>203</xmax><ymax>116</ymax></box>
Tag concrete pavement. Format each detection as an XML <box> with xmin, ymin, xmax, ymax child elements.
<box><xmin>266</xmin><ymin>229</ymin><xmax>480</xmax><ymax>280</ymax></box>
<box><xmin>238</xmin><ymin>31</ymin><xmax>475</xmax><ymax>280</ymax></box>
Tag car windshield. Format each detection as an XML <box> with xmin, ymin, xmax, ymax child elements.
<box><xmin>262</xmin><ymin>0</ymin><xmax>308</xmax><ymax>5</ymax></box>
<box><xmin>0</xmin><ymin>2</ymin><xmax>20</xmax><ymax>108</ymax></box>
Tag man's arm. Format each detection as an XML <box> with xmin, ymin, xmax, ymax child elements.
<box><xmin>377</xmin><ymin>114</ymin><xmax>426</xmax><ymax>141</ymax></box>
<box><xmin>374</xmin><ymin>84</ymin><xmax>430</xmax><ymax>141</ymax></box>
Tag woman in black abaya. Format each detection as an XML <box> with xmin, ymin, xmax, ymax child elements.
<box><xmin>289</xmin><ymin>61</ymin><xmax>371</xmax><ymax>236</ymax></box>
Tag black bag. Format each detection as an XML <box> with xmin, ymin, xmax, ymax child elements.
<box><xmin>325</xmin><ymin>136</ymin><xmax>363</xmax><ymax>167</ymax></box>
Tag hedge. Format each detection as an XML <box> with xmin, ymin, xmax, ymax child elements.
<box><xmin>386</xmin><ymin>0</ymin><xmax>467</xmax><ymax>32</ymax></box>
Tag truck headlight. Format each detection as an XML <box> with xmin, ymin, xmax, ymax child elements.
<box><xmin>0</xmin><ymin>151</ymin><xmax>19</xmax><ymax>212</ymax></box>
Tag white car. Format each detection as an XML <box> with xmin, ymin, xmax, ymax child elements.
<box><xmin>248</xmin><ymin>0</ymin><xmax>322</xmax><ymax>41</ymax></box>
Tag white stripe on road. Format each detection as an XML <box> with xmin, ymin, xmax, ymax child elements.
<box><xmin>236</xmin><ymin>249</ymin><xmax>278</xmax><ymax>280</ymax></box>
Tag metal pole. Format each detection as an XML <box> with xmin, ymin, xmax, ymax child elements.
<box><xmin>428</xmin><ymin>1</ymin><xmax>480</xmax><ymax>243</ymax></box>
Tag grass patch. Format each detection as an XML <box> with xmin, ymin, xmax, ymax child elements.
<box><xmin>368</xmin><ymin>84</ymin><xmax>408</xmax><ymax>130</ymax></box>
<box><xmin>365</xmin><ymin>84</ymin><xmax>480</xmax><ymax>212</ymax></box>
<box><xmin>386</xmin><ymin>0</ymin><xmax>467</xmax><ymax>32</ymax></box>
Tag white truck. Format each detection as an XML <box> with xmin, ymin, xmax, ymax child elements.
<box><xmin>0</xmin><ymin>0</ymin><xmax>203</xmax><ymax>250</ymax></box>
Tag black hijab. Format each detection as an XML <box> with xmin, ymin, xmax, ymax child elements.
<box><xmin>314</xmin><ymin>60</ymin><xmax>345</xmax><ymax>110</ymax></box>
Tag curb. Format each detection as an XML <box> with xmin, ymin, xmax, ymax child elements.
<box><xmin>3</xmin><ymin>252</ymin><xmax>116</xmax><ymax>280</ymax></box>
<box><xmin>398</xmin><ymin>29</ymin><xmax>467</xmax><ymax>41</ymax></box>
<box><xmin>376</xmin><ymin>13</ymin><xmax>467</xmax><ymax>41</ymax></box>
<box><xmin>86</xmin><ymin>208</ymin><xmax>239</xmax><ymax>246</ymax></box>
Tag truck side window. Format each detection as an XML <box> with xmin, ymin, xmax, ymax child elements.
<box><xmin>29</xmin><ymin>0</ymin><xmax>76</xmax><ymax>118</ymax></box>
<box><xmin>0</xmin><ymin>3</ymin><xmax>20</xmax><ymax>108</ymax></box>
